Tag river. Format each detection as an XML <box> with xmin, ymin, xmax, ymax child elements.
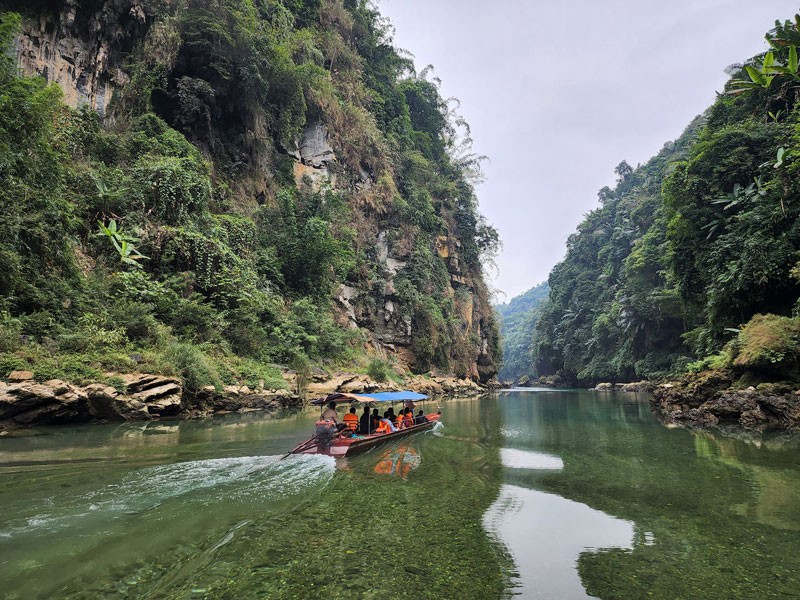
<box><xmin>1</xmin><ymin>389</ymin><xmax>799</xmax><ymax>599</ymax></box>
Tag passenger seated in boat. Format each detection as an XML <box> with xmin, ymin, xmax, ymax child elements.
<box><xmin>343</xmin><ymin>407</ymin><xmax>359</xmax><ymax>433</ymax></box>
<box><xmin>374</xmin><ymin>417</ymin><xmax>391</xmax><ymax>434</ymax></box>
<box><xmin>402</xmin><ymin>408</ymin><xmax>414</xmax><ymax>428</ymax></box>
<box><xmin>414</xmin><ymin>409</ymin><xmax>428</xmax><ymax>425</ymax></box>
<box><xmin>384</xmin><ymin>407</ymin><xmax>396</xmax><ymax>422</ymax></box>
<box><xmin>394</xmin><ymin>411</ymin><xmax>406</xmax><ymax>430</ymax></box>
<box><xmin>379</xmin><ymin>416</ymin><xmax>397</xmax><ymax>432</ymax></box>
<box><xmin>360</xmin><ymin>406</ymin><xmax>374</xmax><ymax>435</ymax></box>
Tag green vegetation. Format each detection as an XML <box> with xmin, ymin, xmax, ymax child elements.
<box><xmin>532</xmin><ymin>14</ymin><xmax>800</xmax><ymax>386</ymax></box>
<box><xmin>495</xmin><ymin>282</ymin><xmax>549</xmax><ymax>382</ymax></box>
<box><xmin>0</xmin><ymin>1</ymin><xmax>499</xmax><ymax>390</ymax></box>
<box><xmin>687</xmin><ymin>314</ymin><xmax>800</xmax><ymax>381</ymax></box>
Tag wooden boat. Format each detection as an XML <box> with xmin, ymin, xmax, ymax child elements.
<box><xmin>287</xmin><ymin>391</ymin><xmax>441</xmax><ymax>458</ymax></box>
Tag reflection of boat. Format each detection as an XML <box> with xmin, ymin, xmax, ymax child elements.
<box><xmin>287</xmin><ymin>392</ymin><xmax>441</xmax><ymax>458</ymax></box>
<box><xmin>374</xmin><ymin>444</ymin><xmax>420</xmax><ymax>479</ymax></box>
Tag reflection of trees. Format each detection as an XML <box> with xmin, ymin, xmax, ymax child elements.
<box><xmin>498</xmin><ymin>390</ymin><xmax>800</xmax><ymax>599</ymax></box>
<box><xmin>694</xmin><ymin>432</ymin><xmax>800</xmax><ymax>532</ymax></box>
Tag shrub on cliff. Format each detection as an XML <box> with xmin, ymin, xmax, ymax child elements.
<box><xmin>729</xmin><ymin>314</ymin><xmax>800</xmax><ymax>377</ymax></box>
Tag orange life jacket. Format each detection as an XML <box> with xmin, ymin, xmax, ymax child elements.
<box><xmin>375</xmin><ymin>420</ymin><xmax>390</xmax><ymax>434</ymax></box>
<box><xmin>343</xmin><ymin>413</ymin><xmax>359</xmax><ymax>431</ymax></box>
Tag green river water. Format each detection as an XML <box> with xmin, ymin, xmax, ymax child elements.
<box><xmin>1</xmin><ymin>389</ymin><xmax>800</xmax><ymax>599</ymax></box>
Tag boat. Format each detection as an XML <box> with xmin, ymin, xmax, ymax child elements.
<box><xmin>287</xmin><ymin>391</ymin><xmax>441</xmax><ymax>458</ymax></box>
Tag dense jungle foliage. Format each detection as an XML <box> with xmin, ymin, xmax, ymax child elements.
<box><xmin>0</xmin><ymin>0</ymin><xmax>499</xmax><ymax>390</ymax></box>
<box><xmin>495</xmin><ymin>282</ymin><xmax>548</xmax><ymax>382</ymax></box>
<box><xmin>532</xmin><ymin>14</ymin><xmax>800</xmax><ymax>386</ymax></box>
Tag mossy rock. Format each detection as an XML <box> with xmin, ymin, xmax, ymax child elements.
<box><xmin>731</xmin><ymin>314</ymin><xmax>800</xmax><ymax>378</ymax></box>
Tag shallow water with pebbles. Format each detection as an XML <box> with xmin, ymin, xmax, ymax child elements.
<box><xmin>2</xmin><ymin>392</ymin><xmax>800</xmax><ymax>599</ymax></box>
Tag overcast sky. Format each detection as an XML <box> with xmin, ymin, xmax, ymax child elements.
<box><xmin>378</xmin><ymin>0</ymin><xmax>800</xmax><ymax>300</ymax></box>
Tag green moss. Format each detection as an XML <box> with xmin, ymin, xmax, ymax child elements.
<box><xmin>731</xmin><ymin>314</ymin><xmax>800</xmax><ymax>374</ymax></box>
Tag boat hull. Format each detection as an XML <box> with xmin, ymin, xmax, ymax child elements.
<box><xmin>290</xmin><ymin>413</ymin><xmax>441</xmax><ymax>458</ymax></box>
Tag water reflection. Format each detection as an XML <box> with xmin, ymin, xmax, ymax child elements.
<box><xmin>0</xmin><ymin>398</ymin><xmax>511</xmax><ymax>599</ymax></box>
<box><xmin>489</xmin><ymin>389</ymin><xmax>800</xmax><ymax>600</ymax></box>
<box><xmin>485</xmin><ymin>484</ymin><xmax>634</xmax><ymax>599</ymax></box>
<box><xmin>500</xmin><ymin>448</ymin><xmax>563</xmax><ymax>470</ymax></box>
<box><xmin>4</xmin><ymin>393</ymin><xmax>800</xmax><ymax>599</ymax></box>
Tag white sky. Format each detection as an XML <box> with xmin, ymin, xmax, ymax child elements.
<box><xmin>378</xmin><ymin>0</ymin><xmax>800</xmax><ymax>300</ymax></box>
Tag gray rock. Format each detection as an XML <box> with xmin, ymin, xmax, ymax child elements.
<box><xmin>299</xmin><ymin>121</ymin><xmax>335</xmax><ymax>167</ymax></box>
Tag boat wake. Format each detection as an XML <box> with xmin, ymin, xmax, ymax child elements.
<box><xmin>0</xmin><ymin>453</ymin><xmax>335</xmax><ymax>540</ymax></box>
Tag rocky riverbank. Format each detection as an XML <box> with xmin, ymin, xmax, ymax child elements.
<box><xmin>0</xmin><ymin>371</ymin><xmax>300</xmax><ymax>431</ymax></box>
<box><xmin>0</xmin><ymin>369</ymin><xmax>486</xmax><ymax>432</ymax></box>
<box><xmin>650</xmin><ymin>371</ymin><xmax>800</xmax><ymax>432</ymax></box>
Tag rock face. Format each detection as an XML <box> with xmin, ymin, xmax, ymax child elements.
<box><xmin>0</xmin><ymin>373</ymin><xmax>300</xmax><ymax>429</ymax></box>
<box><xmin>651</xmin><ymin>373</ymin><xmax>800</xmax><ymax>431</ymax></box>
<box><xmin>192</xmin><ymin>386</ymin><xmax>301</xmax><ymax>415</ymax></box>
<box><xmin>8</xmin><ymin>0</ymin><xmax>500</xmax><ymax>384</ymax></box>
<box><xmin>9</xmin><ymin>0</ymin><xmax>147</xmax><ymax>118</ymax></box>
<box><xmin>300</xmin><ymin>371</ymin><xmax>484</xmax><ymax>399</ymax></box>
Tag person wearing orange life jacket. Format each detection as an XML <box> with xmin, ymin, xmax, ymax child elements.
<box><xmin>343</xmin><ymin>406</ymin><xmax>359</xmax><ymax>433</ymax></box>
<box><xmin>402</xmin><ymin>408</ymin><xmax>414</xmax><ymax>428</ymax></box>
<box><xmin>374</xmin><ymin>418</ymin><xmax>390</xmax><ymax>434</ymax></box>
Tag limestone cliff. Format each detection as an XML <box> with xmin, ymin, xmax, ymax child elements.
<box><xmin>1</xmin><ymin>0</ymin><xmax>499</xmax><ymax>382</ymax></box>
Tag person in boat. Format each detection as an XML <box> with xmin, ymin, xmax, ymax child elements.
<box><xmin>322</xmin><ymin>401</ymin><xmax>347</xmax><ymax>432</ymax></box>
<box><xmin>380</xmin><ymin>415</ymin><xmax>397</xmax><ymax>432</ymax></box>
<box><xmin>374</xmin><ymin>417</ymin><xmax>391</xmax><ymax>434</ymax></box>
<box><xmin>315</xmin><ymin>417</ymin><xmax>336</xmax><ymax>453</ymax></box>
<box><xmin>359</xmin><ymin>405</ymin><xmax>373</xmax><ymax>435</ymax></box>
<box><xmin>414</xmin><ymin>409</ymin><xmax>428</xmax><ymax>425</ymax></box>
<box><xmin>402</xmin><ymin>407</ymin><xmax>414</xmax><ymax>428</ymax></box>
<box><xmin>384</xmin><ymin>406</ymin><xmax>396</xmax><ymax>422</ymax></box>
<box><xmin>343</xmin><ymin>406</ymin><xmax>359</xmax><ymax>433</ymax></box>
<box><xmin>394</xmin><ymin>410</ymin><xmax>406</xmax><ymax>430</ymax></box>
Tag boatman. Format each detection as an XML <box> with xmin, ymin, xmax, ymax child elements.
<box><xmin>322</xmin><ymin>401</ymin><xmax>347</xmax><ymax>432</ymax></box>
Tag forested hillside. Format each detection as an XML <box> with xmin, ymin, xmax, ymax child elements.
<box><xmin>0</xmin><ymin>0</ymin><xmax>500</xmax><ymax>393</ymax></box>
<box><xmin>495</xmin><ymin>282</ymin><xmax>548</xmax><ymax>382</ymax></box>
<box><xmin>533</xmin><ymin>14</ymin><xmax>800</xmax><ymax>387</ymax></box>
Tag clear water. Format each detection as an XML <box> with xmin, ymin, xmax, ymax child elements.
<box><xmin>1</xmin><ymin>390</ymin><xmax>799</xmax><ymax>599</ymax></box>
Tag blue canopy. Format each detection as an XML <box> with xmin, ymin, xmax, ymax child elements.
<box><xmin>311</xmin><ymin>391</ymin><xmax>428</xmax><ymax>405</ymax></box>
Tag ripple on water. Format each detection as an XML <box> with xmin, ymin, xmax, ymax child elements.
<box><xmin>0</xmin><ymin>454</ymin><xmax>335</xmax><ymax>540</ymax></box>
